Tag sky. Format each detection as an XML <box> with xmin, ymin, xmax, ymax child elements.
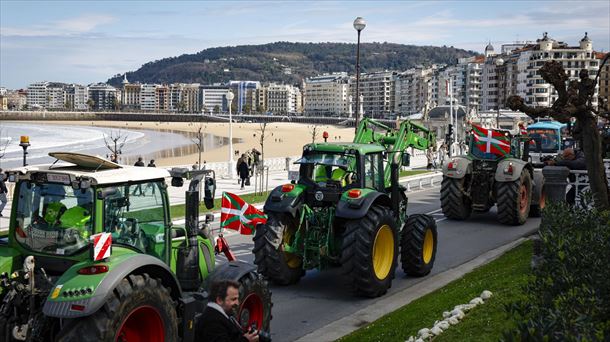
<box><xmin>1</xmin><ymin>0</ymin><xmax>609</xmax><ymax>89</ymax></box>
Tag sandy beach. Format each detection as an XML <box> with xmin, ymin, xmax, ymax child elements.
<box><xmin>20</xmin><ymin>120</ymin><xmax>356</xmax><ymax>166</ymax></box>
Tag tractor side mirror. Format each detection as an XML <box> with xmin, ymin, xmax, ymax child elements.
<box><xmin>203</xmin><ymin>177</ymin><xmax>216</xmax><ymax>209</ymax></box>
<box><xmin>171</xmin><ymin>177</ymin><xmax>184</xmax><ymax>187</ymax></box>
<box><xmin>97</xmin><ymin>187</ymin><xmax>118</xmax><ymax>200</ymax></box>
<box><xmin>402</xmin><ymin>153</ymin><xmax>411</xmax><ymax>167</ymax></box>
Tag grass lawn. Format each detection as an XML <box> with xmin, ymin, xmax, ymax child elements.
<box><xmin>339</xmin><ymin>240</ymin><xmax>532</xmax><ymax>342</ymax></box>
<box><xmin>169</xmin><ymin>191</ymin><xmax>271</xmax><ymax>219</ymax></box>
<box><xmin>399</xmin><ymin>170</ymin><xmax>433</xmax><ymax>177</ymax></box>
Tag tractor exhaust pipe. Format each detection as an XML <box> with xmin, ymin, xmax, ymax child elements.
<box><xmin>390</xmin><ymin>158</ymin><xmax>400</xmax><ymax>218</ymax></box>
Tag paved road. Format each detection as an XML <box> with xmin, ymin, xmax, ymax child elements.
<box><xmin>215</xmin><ymin>186</ymin><xmax>540</xmax><ymax>342</ymax></box>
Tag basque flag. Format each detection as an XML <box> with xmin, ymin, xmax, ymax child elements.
<box><xmin>220</xmin><ymin>192</ymin><xmax>267</xmax><ymax>235</ymax></box>
<box><xmin>471</xmin><ymin>123</ymin><xmax>511</xmax><ymax>157</ymax></box>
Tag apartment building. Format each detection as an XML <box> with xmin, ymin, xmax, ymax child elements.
<box><xmin>88</xmin><ymin>83</ymin><xmax>119</xmax><ymax>110</ymax></box>
<box><xmin>169</xmin><ymin>83</ymin><xmax>200</xmax><ymax>112</ymax></box>
<box><xmin>394</xmin><ymin>66</ymin><xmax>438</xmax><ymax>115</ymax></box>
<box><xmin>524</xmin><ymin>33</ymin><xmax>599</xmax><ymax>107</ymax></box>
<box><xmin>140</xmin><ymin>84</ymin><xmax>157</xmax><ymax>111</ymax></box>
<box><xmin>229</xmin><ymin>81</ymin><xmax>259</xmax><ymax>114</ymax></box>
<box><xmin>26</xmin><ymin>81</ymin><xmax>49</xmax><ymax>109</ymax></box>
<box><xmin>65</xmin><ymin>84</ymin><xmax>88</xmax><ymax>110</ymax></box>
<box><xmin>266</xmin><ymin>83</ymin><xmax>300</xmax><ymax>114</ymax></box>
<box><xmin>200</xmin><ymin>85</ymin><xmax>229</xmax><ymax>113</ymax></box>
<box><xmin>303</xmin><ymin>72</ymin><xmax>350</xmax><ymax>116</ymax></box>
<box><xmin>352</xmin><ymin>71</ymin><xmax>396</xmax><ymax>119</ymax></box>
<box><xmin>46</xmin><ymin>85</ymin><xmax>66</xmax><ymax>110</ymax></box>
<box><xmin>122</xmin><ymin>83</ymin><xmax>141</xmax><ymax>110</ymax></box>
<box><xmin>598</xmin><ymin>52</ymin><xmax>609</xmax><ymax>107</ymax></box>
<box><xmin>156</xmin><ymin>85</ymin><xmax>170</xmax><ymax>111</ymax></box>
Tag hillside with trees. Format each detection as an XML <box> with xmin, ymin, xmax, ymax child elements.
<box><xmin>107</xmin><ymin>42</ymin><xmax>477</xmax><ymax>86</ymax></box>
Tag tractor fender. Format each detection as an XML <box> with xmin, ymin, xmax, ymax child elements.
<box><xmin>442</xmin><ymin>156</ymin><xmax>471</xmax><ymax>179</ymax></box>
<box><xmin>43</xmin><ymin>253</ymin><xmax>182</xmax><ymax>319</ymax></box>
<box><xmin>531</xmin><ymin>169</ymin><xmax>544</xmax><ymax>205</ymax></box>
<box><xmin>203</xmin><ymin>260</ymin><xmax>257</xmax><ymax>291</ymax></box>
<box><xmin>263</xmin><ymin>185</ymin><xmax>304</xmax><ymax>218</ymax></box>
<box><xmin>336</xmin><ymin>191</ymin><xmax>392</xmax><ymax>220</ymax></box>
<box><xmin>495</xmin><ymin>159</ymin><xmax>531</xmax><ymax>182</ymax></box>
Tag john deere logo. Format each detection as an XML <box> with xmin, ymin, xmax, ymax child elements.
<box><xmin>315</xmin><ymin>191</ymin><xmax>324</xmax><ymax>201</ymax></box>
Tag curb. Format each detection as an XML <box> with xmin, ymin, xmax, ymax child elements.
<box><xmin>295</xmin><ymin>236</ymin><xmax>530</xmax><ymax>342</ymax></box>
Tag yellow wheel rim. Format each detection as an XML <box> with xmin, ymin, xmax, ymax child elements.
<box><xmin>282</xmin><ymin>228</ymin><xmax>302</xmax><ymax>269</ymax></box>
<box><xmin>372</xmin><ymin>225</ymin><xmax>395</xmax><ymax>280</ymax></box>
<box><xmin>423</xmin><ymin>229</ymin><xmax>434</xmax><ymax>264</ymax></box>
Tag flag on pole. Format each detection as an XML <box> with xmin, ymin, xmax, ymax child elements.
<box><xmin>220</xmin><ymin>192</ymin><xmax>267</xmax><ymax>235</ymax></box>
<box><xmin>471</xmin><ymin>123</ymin><xmax>511</xmax><ymax>157</ymax></box>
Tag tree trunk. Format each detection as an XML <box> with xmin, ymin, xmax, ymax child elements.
<box><xmin>580</xmin><ymin>116</ymin><xmax>610</xmax><ymax>209</ymax></box>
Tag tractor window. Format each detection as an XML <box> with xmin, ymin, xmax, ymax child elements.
<box><xmin>528</xmin><ymin>128</ymin><xmax>560</xmax><ymax>153</ymax></box>
<box><xmin>364</xmin><ymin>153</ymin><xmax>384</xmax><ymax>191</ymax></box>
<box><xmin>14</xmin><ymin>181</ymin><xmax>93</xmax><ymax>255</ymax></box>
<box><xmin>103</xmin><ymin>181</ymin><xmax>166</xmax><ymax>255</ymax></box>
<box><xmin>296</xmin><ymin>152</ymin><xmax>357</xmax><ymax>187</ymax></box>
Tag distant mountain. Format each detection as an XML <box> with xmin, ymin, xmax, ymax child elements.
<box><xmin>107</xmin><ymin>42</ymin><xmax>478</xmax><ymax>86</ymax></box>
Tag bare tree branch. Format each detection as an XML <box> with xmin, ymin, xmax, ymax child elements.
<box><xmin>103</xmin><ymin>130</ymin><xmax>128</xmax><ymax>162</ymax></box>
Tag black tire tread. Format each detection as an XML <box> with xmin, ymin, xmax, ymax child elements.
<box><xmin>252</xmin><ymin>213</ymin><xmax>305</xmax><ymax>285</ymax></box>
<box><xmin>440</xmin><ymin>177</ymin><xmax>471</xmax><ymax>220</ymax></box>
<box><xmin>340</xmin><ymin>205</ymin><xmax>397</xmax><ymax>298</ymax></box>
<box><xmin>401</xmin><ymin>214</ymin><xmax>438</xmax><ymax>277</ymax></box>
<box><xmin>56</xmin><ymin>274</ymin><xmax>178</xmax><ymax>342</ymax></box>
<box><xmin>237</xmin><ymin>271</ymin><xmax>273</xmax><ymax>332</ymax></box>
<box><xmin>496</xmin><ymin>171</ymin><xmax>532</xmax><ymax>225</ymax></box>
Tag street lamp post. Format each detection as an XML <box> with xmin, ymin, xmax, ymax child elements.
<box><xmin>226</xmin><ymin>90</ymin><xmax>235</xmax><ymax>178</ymax></box>
<box><xmin>353</xmin><ymin>17</ymin><xmax>366</xmax><ymax>132</ymax></box>
<box><xmin>19</xmin><ymin>136</ymin><xmax>30</xmax><ymax>167</ymax></box>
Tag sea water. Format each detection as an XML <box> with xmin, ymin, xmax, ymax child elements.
<box><xmin>0</xmin><ymin>122</ymin><xmax>213</xmax><ymax>168</ymax></box>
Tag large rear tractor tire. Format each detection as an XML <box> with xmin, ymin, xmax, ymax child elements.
<box><xmin>496</xmin><ymin>170</ymin><xmax>532</xmax><ymax>225</ymax></box>
<box><xmin>236</xmin><ymin>271</ymin><xmax>273</xmax><ymax>333</ymax></box>
<box><xmin>253</xmin><ymin>213</ymin><xmax>305</xmax><ymax>285</ymax></box>
<box><xmin>56</xmin><ymin>274</ymin><xmax>178</xmax><ymax>342</ymax></box>
<box><xmin>340</xmin><ymin>205</ymin><xmax>398</xmax><ymax>298</ymax></box>
<box><xmin>401</xmin><ymin>214</ymin><xmax>438</xmax><ymax>277</ymax></box>
<box><xmin>440</xmin><ymin>177</ymin><xmax>472</xmax><ymax>220</ymax></box>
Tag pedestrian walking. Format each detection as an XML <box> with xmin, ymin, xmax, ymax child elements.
<box><xmin>0</xmin><ymin>169</ymin><xmax>8</xmax><ymax>217</ymax></box>
<box><xmin>237</xmin><ymin>157</ymin><xmax>250</xmax><ymax>190</ymax></box>
<box><xmin>133</xmin><ymin>158</ymin><xmax>145</xmax><ymax>195</ymax></box>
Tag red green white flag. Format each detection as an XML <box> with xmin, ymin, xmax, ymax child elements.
<box><xmin>220</xmin><ymin>192</ymin><xmax>267</xmax><ymax>235</ymax></box>
<box><xmin>471</xmin><ymin>123</ymin><xmax>511</xmax><ymax>157</ymax></box>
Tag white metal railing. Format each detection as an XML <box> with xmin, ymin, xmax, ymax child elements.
<box><xmin>402</xmin><ymin>172</ymin><xmax>443</xmax><ymax>192</ymax></box>
<box><xmin>569</xmin><ymin>159</ymin><xmax>610</xmax><ymax>206</ymax></box>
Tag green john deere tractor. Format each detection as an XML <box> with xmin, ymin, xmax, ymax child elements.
<box><xmin>441</xmin><ymin>128</ymin><xmax>544</xmax><ymax>225</ymax></box>
<box><xmin>0</xmin><ymin>152</ymin><xmax>271</xmax><ymax>341</ymax></box>
<box><xmin>254</xmin><ymin>118</ymin><xmax>439</xmax><ymax>297</ymax></box>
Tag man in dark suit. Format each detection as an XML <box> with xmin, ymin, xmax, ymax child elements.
<box><xmin>198</xmin><ymin>280</ymin><xmax>259</xmax><ymax>342</ymax></box>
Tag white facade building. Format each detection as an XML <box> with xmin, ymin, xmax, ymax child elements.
<box><xmin>352</xmin><ymin>71</ymin><xmax>396</xmax><ymax>119</ymax></box>
<box><xmin>27</xmin><ymin>81</ymin><xmax>49</xmax><ymax>109</ymax></box>
<box><xmin>200</xmin><ymin>85</ymin><xmax>229</xmax><ymax>113</ymax></box>
<box><xmin>266</xmin><ymin>83</ymin><xmax>300</xmax><ymax>114</ymax></box>
<box><xmin>303</xmin><ymin>72</ymin><xmax>350</xmax><ymax>116</ymax></box>
<box><xmin>140</xmin><ymin>84</ymin><xmax>157</xmax><ymax>111</ymax></box>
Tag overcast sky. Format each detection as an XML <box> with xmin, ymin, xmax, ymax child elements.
<box><xmin>1</xmin><ymin>0</ymin><xmax>608</xmax><ymax>89</ymax></box>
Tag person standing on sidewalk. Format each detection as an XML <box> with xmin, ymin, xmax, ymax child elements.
<box><xmin>238</xmin><ymin>156</ymin><xmax>250</xmax><ymax>190</ymax></box>
<box><xmin>0</xmin><ymin>169</ymin><xmax>7</xmax><ymax>217</ymax></box>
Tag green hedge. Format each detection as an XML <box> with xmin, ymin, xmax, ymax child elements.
<box><xmin>503</xmin><ymin>202</ymin><xmax>610</xmax><ymax>341</ymax></box>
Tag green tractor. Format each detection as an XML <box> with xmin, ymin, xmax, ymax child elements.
<box><xmin>0</xmin><ymin>152</ymin><xmax>272</xmax><ymax>341</ymax></box>
<box><xmin>441</xmin><ymin>127</ymin><xmax>544</xmax><ymax>225</ymax></box>
<box><xmin>254</xmin><ymin>118</ymin><xmax>439</xmax><ymax>297</ymax></box>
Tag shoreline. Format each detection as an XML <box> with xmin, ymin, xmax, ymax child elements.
<box><xmin>8</xmin><ymin>121</ymin><xmax>356</xmax><ymax>167</ymax></box>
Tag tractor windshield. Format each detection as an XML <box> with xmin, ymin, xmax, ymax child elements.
<box><xmin>528</xmin><ymin>128</ymin><xmax>560</xmax><ymax>153</ymax></box>
<box><xmin>295</xmin><ymin>152</ymin><xmax>357</xmax><ymax>187</ymax></box>
<box><xmin>13</xmin><ymin>180</ymin><xmax>93</xmax><ymax>255</ymax></box>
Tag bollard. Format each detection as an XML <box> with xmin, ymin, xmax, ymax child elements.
<box><xmin>542</xmin><ymin>166</ymin><xmax>570</xmax><ymax>203</ymax></box>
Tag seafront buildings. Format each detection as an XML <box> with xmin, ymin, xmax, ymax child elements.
<box><xmin>6</xmin><ymin>33</ymin><xmax>605</xmax><ymax>119</ymax></box>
